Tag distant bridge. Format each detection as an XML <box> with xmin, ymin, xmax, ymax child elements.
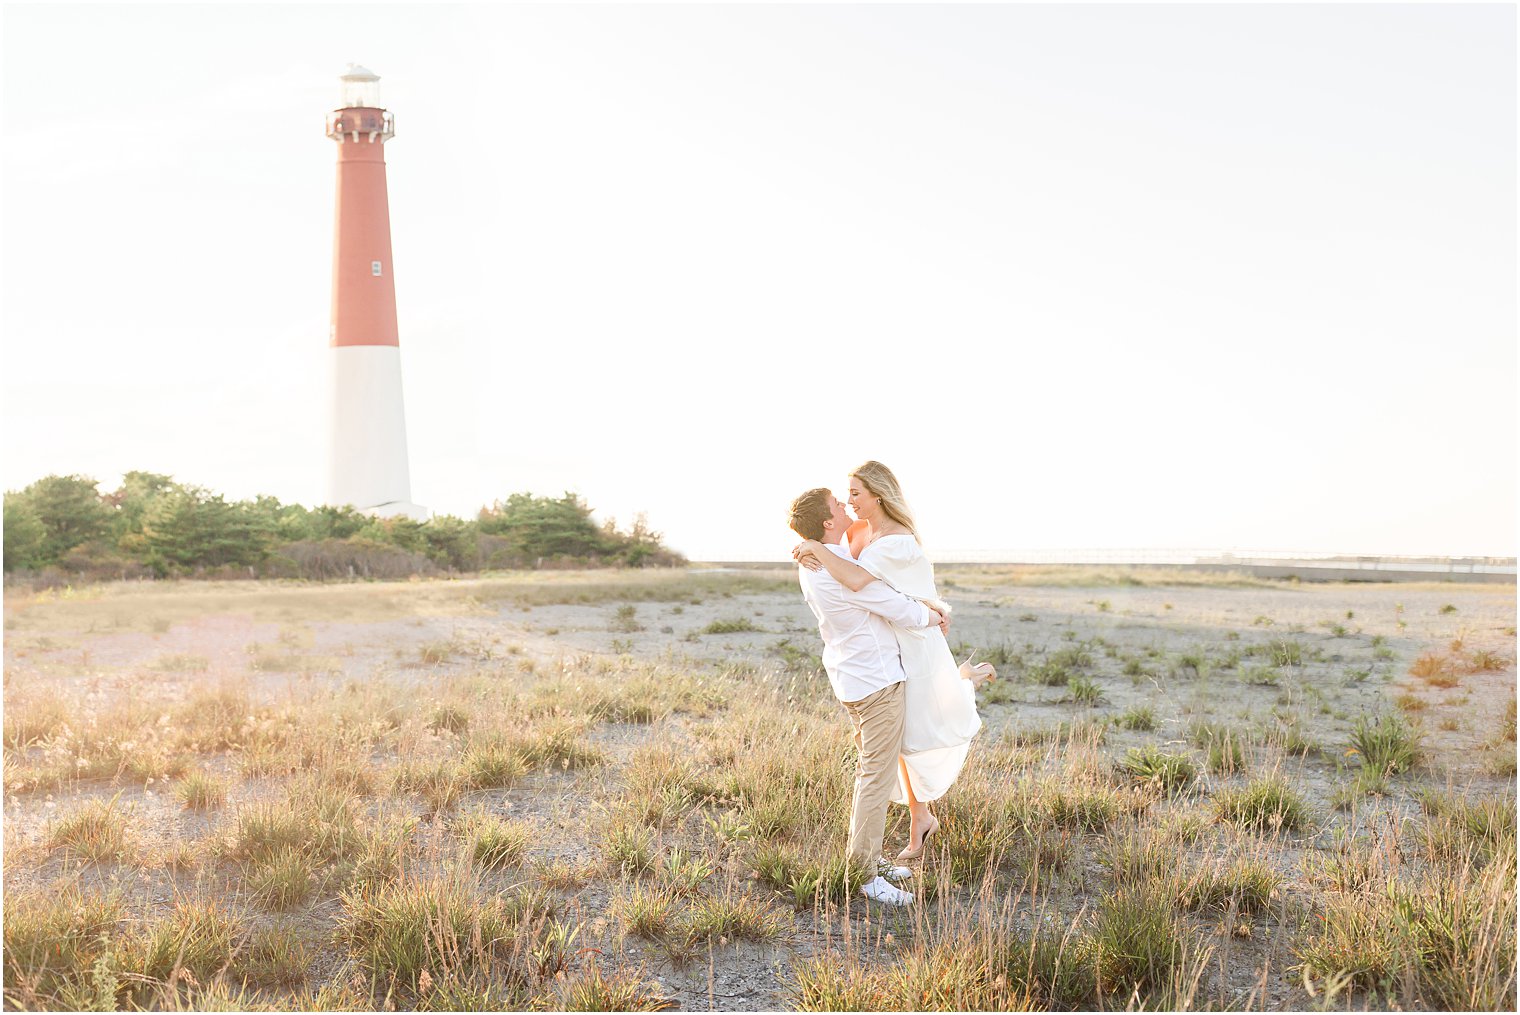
<box><xmin>714</xmin><ymin>550</ymin><xmax>1517</xmax><ymax>583</ymax></box>
<box><xmin>930</xmin><ymin>548</ymin><xmax>1515</xmax><ymax>572</ymax></box>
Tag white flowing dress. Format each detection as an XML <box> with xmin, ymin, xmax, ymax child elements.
<box><xmin>852</xmin><ymin>534</ymin><xmax>981</xmax><ymax>803</ymax></box>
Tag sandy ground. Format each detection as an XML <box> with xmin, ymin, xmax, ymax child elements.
<box><xmin>3</xmin><ymin>568</ymin><xmax>1515</xmax><ymax>1010</ymax></box>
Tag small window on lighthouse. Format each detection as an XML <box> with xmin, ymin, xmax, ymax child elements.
<box><xmin>371</xmin><ymin>261</ymin><xmax>383</xmax><ymax>276</ymax></box>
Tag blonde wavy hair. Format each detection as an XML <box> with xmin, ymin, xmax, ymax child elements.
<box><xmin>849</xmin><ymin>460</ymin><xmax>921</xmax><ymax>543</ymax></box>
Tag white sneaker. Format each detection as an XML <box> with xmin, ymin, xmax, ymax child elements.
<box><xmin>877</xmin><ymin>859</ymin><xmax>913</xmax><ymax>882</ymax></box>
<box><xmin>860</xmin><ymin>875</ymin><xmax>914</xmax><ymax>906</ymax></box>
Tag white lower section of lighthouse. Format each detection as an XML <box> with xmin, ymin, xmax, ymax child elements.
<box><xmin>327</xmin><ymin>345</ymin><xmax>429</xmax><ymax>521</ymax></box>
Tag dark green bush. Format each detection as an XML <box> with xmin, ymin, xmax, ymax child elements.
<box><xmin>4</xmin><ymin>474</ymin><xmax>684</xmax><ymax>580</ymax></box>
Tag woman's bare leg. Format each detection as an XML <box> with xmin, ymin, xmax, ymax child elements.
<box><xmin>900</xmin><ymin>756</ymin><xmax>932</xmax><ymax>847</ymax></box>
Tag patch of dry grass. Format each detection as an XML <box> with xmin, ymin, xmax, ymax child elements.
<box><xmin>3</xmin><ymin>569</ymin><xmax>798</xmax><ymax>633</ymax></box>
<box><xmin>1410</xmin><ymin>639</ymin><xmax>1513</xmax><ymax>688</ymax></box>
<box><xmin>2</xmin><ymin>886</ymin><xmax>124</xmax><ymax>1007</ymax></box>
<box><xmin>3</xmin><ymin>692</ymin><xmax>68</xmax><ymax>749</ymax></box>
<box><xmin>47</xmin><ymin>796</ymin><xmax>134</xmax><ymax>864</ymax></box>
<box><xmin>335</xmin><ymin>874</ymin><xmax>566</xmax><ymax>1002</ymax></box>
<box><xmin>4</xmin><ymin>571</ymin><xmax>1513</xmax><ymax>1012</ymax></box>
<box><xmin>151</xmin><ymin>652</ymin><xmax>210</xmax><ymax>673</ymax></box>
<box><xmin>1294</xmin><ymin>841</ymin><xmax>1515</xmax><ymax>1009</ymax></box>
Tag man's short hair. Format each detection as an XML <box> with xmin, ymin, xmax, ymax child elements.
<box><xmin>788</xmin><ymin>487</ymin><xmax>832</xmax><ymax>542</ymax></box>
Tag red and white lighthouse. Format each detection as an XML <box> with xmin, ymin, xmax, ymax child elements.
<box><xmin>325</xmin><ymin>65</ymin><xmax>427</xmax><ymax>520</ymax></box>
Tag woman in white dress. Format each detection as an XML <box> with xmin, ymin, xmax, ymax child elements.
<box><xmin>794</xmin><ymin>460</ymin><xmax>993</xmax><ymax>861</ymax></box>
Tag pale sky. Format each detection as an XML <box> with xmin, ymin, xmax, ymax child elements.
<box><xmin>3</xmin><ymin>4</ymin><xmax>1515</xmax><ymax>561</ymax></box>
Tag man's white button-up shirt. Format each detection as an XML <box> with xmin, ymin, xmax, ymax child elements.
<box><xmin>799</xmin><ymin>542</ymin><xmax>932</xmax><ymax>703</ymax></box>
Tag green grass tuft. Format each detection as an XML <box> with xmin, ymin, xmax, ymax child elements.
<box><xmin>1093</xmin><ymin>882</ymin><xmax>1204</xmax><ymax>1000</ymax></box>
<box><xmin>1349</xmin><ymin>712</ymin><xmax>1422</xmax><ymax>776</ymax></box>
<box><xmin>550</xmin><ymin>962</ymin><xmax>674</xmax><ymax>1012</ymax></box>
<box><xmin>1176</xmin><ymin>859</ymin><xmax>1279</xmax><ymax>914</ymax></box>
<box><xmin>463</xmin><ymin>814</ymin><xmax>532</xmax><ymax>870</ymax></box>
<box><xmin>245</xmin><ymin>846</ymin><xmax>317</xmax><ymax>911</ymax></box>
<box><xmin>613</xmin><ymin>883</ymin><xmax>676</xmax><ymax>940</ymax></box>
<box><xmin>175</xmin><ymin>770</ymin><xmax>227</xmax><ymax>811</ymax></box>
<box><xmin>701</xmin><ymin>617</ymin><xmax>759</xmax><ymax>635</ymax></box>
<box><xmin>1117</xmin><ymin>746</ymin><xmax>1197</xmax><ymax>793</ymax></box>
<box><xmin>1065</xmin><ymin>675</ymin><xmax>1104</xmax><ymax>706</ymax></box>
<box><xmin>1116</xmin><ymin>705</ymin><xmax>1156</xmax><ymax>731</ymax></box>
<box><xmin>601</xmin><ymin>821</ymin><xmax>655</xmax><ymax>876</ymax></box>
<box><xmin>1418</xmin><ymin>791</ymin><xmax>1517</xmax><ymax>869</ymax></box>
<box><xmin>1214</xmin><ymin>776</ymin><xmax>1311</xmax><ymax>833</ymax></box>
<box><xmin>1188</xmin><ymin>721</ymin><xmax>1247</xmax><ymax>774</ymax></box>
<box><xmin>680</xmin><ymin>891</ymin><xmax>786</xmax><ymax>942</ymax></box>
<box><xmin>47</xmin><ymin>797</ymin><xmax>132</xmax><ymax>864</ymax></box>
<box><xmin>115</xmin><ymin>898</ymin><xmax>243</xmax><ymax>1007</ymax></box>
<box><xmin>336</xmin><ymin>877</ymin><xmax>555</xmax><ymax>998</ymax></box>
<box><xmin>2</xmin><ymin>888</ymin><xmax>123</xmax><ymax>1007</ymax></box>
<box><xmin>463</xmin><ymin>737</ymin><xmax>528</xmax><ymax>788</ymax></box>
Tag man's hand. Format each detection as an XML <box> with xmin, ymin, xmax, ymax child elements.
<box><xmin>929</xmin><ymin>608</ymin><xmax>950</xmax><ymax>635</ymax></box>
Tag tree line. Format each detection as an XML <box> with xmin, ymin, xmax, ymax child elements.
<box><xmin>3</xmin><ymin>473</ymin><xmax>686</xmax><ymax>582</ymax></box>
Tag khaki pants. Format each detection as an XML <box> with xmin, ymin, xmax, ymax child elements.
<box><xmin>841</xmin><ymin>681</ymin><xmax>906</xmax><ymax>869</ymax></box>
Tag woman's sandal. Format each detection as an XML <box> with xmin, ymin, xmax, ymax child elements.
<box><xmin>959</xmin><ymin>661</ymin><xmax>997</xmax><ymax>687</ymax></box>
<box><xmin>897</xmin><ymin>815</ymin><xmax>940</xmax><ymax>862</ymax></box>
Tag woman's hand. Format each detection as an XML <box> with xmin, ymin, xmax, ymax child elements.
<box><xmin>791</xmin><ymin>540</ymin><xmax>826</xmax><ymax>560</ymax></box>
<box><xmin>792</xmin><ymin>540</ymin><xmax>826</xmax><ymax>571</ymax></box>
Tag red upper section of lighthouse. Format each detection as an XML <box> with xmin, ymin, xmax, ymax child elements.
<box><xmin>329</xmin><ymin>102</ymin><xmax>399</xmax><ymax>349</ymax></box>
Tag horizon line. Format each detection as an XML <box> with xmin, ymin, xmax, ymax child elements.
<box><xmin>690</xmin><ymin>549</ymin><xmax>1518</xmax><ymax>572</ymax></box>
